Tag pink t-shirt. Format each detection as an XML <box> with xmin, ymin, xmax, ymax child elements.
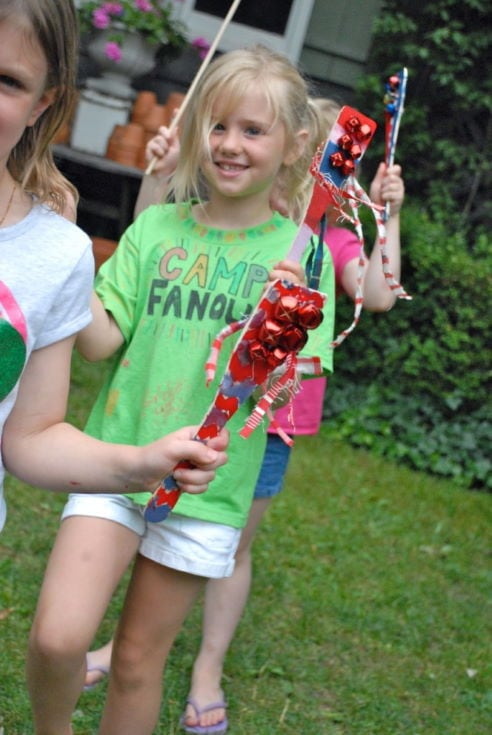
<box><xmin>270</xmin><ymin>226</ymin><xmax>360</xmax><ymax>436</ymax></box>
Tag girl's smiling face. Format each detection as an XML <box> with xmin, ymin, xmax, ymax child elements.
<box><xmin>0</xmin><ymin>15</ymin><xmax>55</xmax><ymax>171</ymax></box>
<box><xmin>201</xmin><ymin>88</ymin><xmax>293</xmax><ymax>206</ymax></box>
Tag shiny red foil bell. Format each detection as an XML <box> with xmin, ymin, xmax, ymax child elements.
<box><xmin>338</xmin><ymin>133</ymin><xmax>353</xmax><ymax>150</ymax></box>
<box><xmin>330</xmin><ymin>151</ymin><xmax>345</xmax><ymax>168</ymax></box>
<box><xmin>349</xmin><ymin>143</ymin><xmax>362</xmax><ymax>159</ymax></box>
<box><xmin>249</xmin><ymin>341</ymin><xmax>268</xmax><ymax>362</ymax></box>
<box><xmin>258</xmin><ymin>318</ymin><xmax>283</xmax><ymax>344</ymax></box>
<box><xmin>266</xmin><ymin>347</ymin><xmax>288</xmax><ymax>368</ymax></box>
<box><xmin>296</xmin><ymin>302</ymin><xmax>324</xmax><ymax>329</ymax></box>
<box><xmin>277</xmin><ymin>325</ymin><xmax>308</xmax><ymax>352</ymax></box>
<box><xmin>355</xmin><ymin>123</ymin><xmax>372</xmax><ymax>142</ymax></box>
<box><xmin>272</xmin><ymin>295</ymin><xmax>299</xmax><ymax>323</ymax></box>
<box><xmin>345</xmin><ymin>116</ymin><xmax>361</xmax><ymax>134</ymax></box>
<box><xmin>342</xmin><ymin>159</ymin><xmax>355</xmax><ymax>176</ymax></box>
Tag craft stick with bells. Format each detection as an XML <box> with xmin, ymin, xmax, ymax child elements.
<box><xmin>383</xmin><ymin>67</ymin><xmax>408</xmax><ymax>221</ymax></box>
<box><xmin>144</xmin><ymin>106</ymin><xmax>377</xmax><ymax>523</ymax></box>
<box><xmin>145</xmin><ymin>0</ymin><xmax>242</xmax><ymax>175</ymax></box>
<box><xmin>326</xmin><ymin>96</ymin><xmax>412</xmax><ymax>347</ymax></box>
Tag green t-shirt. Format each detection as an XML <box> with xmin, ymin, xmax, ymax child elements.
<box><xmin>85</xmin><ymin>202</ymin><xmax>335</xmax><ymax>528</ymax></box>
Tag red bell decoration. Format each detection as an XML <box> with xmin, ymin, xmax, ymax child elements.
<box><xmin>338</xmin><ymin>133</ymin><xmax>353</xmax><ymax>150</ymax></box>
<box><xmin>342</xmin><ymin>159</ymin><xmax>355</xmax><ymax>176</ymax></box>
<box><xmin>345</xmin><ymin>116</ymin><xmax>361</xmax><ymax>134</ymax></box>
<box><xmin>349</xmin><ymin>142</ymin><xmax>362</xmax><ymax>159</ymax></box>
<box><xmin>272</xmin><ymin>294</ymin><xmax>299</xmax><ymax>323</ymax></box>
<box><xmin>354</xmin><ymin>123</ymin><xmax>372</xmax><ymax>142</ymax></box>
<box><xmin>249</xmin><ymin>341</ymin><xmax>268</xmax><ymax>362</ymax></box>
<box><xmin>296</xmin><ymin>302</ymin><xmax>324</xmax><ymax>329</ymax></box>
<box><xmin>258</xmin><ymin>318</ymin><xmax>283</xmax><ymax>345</ymax></box>
<box><xmin>277</xmin><ymin>324</ymin><xmax>308</xmax><ymax>352</ymax></box>
<box><xmin>330</xmin><ymin>151</ymin><xmax>345</xmax><ymax>168</ymax></box>
<box><xmin>265</xmin><ymin>347</ymin><xmax>288</xmax><ymax>368</ymax></box>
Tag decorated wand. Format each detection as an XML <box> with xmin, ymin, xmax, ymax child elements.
<box><xmin>144</xmin><ymin>106</ymin><xmax>377</xmax><ymax>523</ymax></box>
<box><xmin>383</xmin><ymin>67</ymin><xmax>408</xmax><ymax>221</ymax></box>
<box><xmin>329</xmin><ymin>77</ymin><xmax>411</xmax><ymax>347</ymax></box>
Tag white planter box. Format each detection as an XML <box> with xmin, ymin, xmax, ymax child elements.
<box><xmin>71</xmin><ymin>89</ymin><xmax>131</xmax><ymax>156</ymax></box>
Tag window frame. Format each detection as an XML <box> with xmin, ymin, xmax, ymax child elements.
<box><xmin>172</xmin><ymin>0</ymin><xmax>316</xmax><ymax>62</ymax></box>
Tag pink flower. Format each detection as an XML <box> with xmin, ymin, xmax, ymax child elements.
<box><xmin>192</xmin><ymin>36</ymin><xmax>210</xmax><ymax>60</ymax></box>
<box><xmin>104</xmin><ymin>41</ymin><xmax>123</xmax><ymax>62</ymax></box>
<box><xmin>135</xmin><ymin>0</ymin><xmax>153</xmax><ymax>11</ymax></box>
<box><xmin>92</xmin><ymin>8</ymin><xmax>111</xmax><ymax>29</ymax></box>
<box><xmin>102</xmin><ymin>2</ymin><xmax>124</xmax><ymax>14</ymax></box>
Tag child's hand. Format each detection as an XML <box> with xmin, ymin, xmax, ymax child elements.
<box><xmin>136</xmin><ymin>427</ymin><xmax>229</xmax><ymax>496</ymax></box>
<box><xmin>146</xmin><ymin>125</ymin><xmax>180</xmax><ymax>179</ymax></box>
<box><xmin>370</xmin><ymin>163</ymin><xmax>405</xmax><ymax>217</ymax></box>
<box><xmin>268</xmin><ymin>259</ymin><xmax>306</xmax><ymax>286</ymax></box>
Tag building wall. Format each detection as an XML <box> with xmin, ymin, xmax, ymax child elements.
<box><xmin>300</xmin><ymin>0</ymin><xmax>382</xmax><ymax>101</ymax></box>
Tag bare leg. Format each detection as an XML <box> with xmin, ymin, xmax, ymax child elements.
<box><xmin>182</xmin><ymin>497</ymin><xmax>272</xmax><ymax>730</ymax></box>
<box><xmin>99</xmin><ymin>554</ymin><xmax>205</xmax><ymax>735</ymax></box>
<box><xmin>27</xmin><ymin>516</ymin><xmax>139</xmax><ymax>735</ymax></box>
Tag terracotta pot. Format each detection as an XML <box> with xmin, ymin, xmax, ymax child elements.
<box><xmin>106</xmin><ymin>124</ymin><xmax>126</xmax><ymax>146</ymax></box>
<box><xmin>131</xmin><ymin>90</ymin><xmax>157</xmax><ymax>125</ymax></box>
<box><xmin>166</xmin><ymin>91</ymin><xmax>186</xmax><ymax>117</ymax></box>
<box><xmin>120</xmin><ymin>122</ymin><xmax>145</xmax><ymax>145</ymax></box>
<box><xmin>106</xmin><ymin>123</ymin><xmax>145</xmax><ymax>167</ymax></box>
<box><xmin>92</xmin><ymin>237</ymin><xmax>118</xmax><ymax>272</ymax></box>
<box><xmin>52</xmin><ymin>122</ymin><xmax>71</xmax><ymax>145</ymax></box>
<box><xmin>142</xmin><ymin>103</ymin><xmax>169</xmax><ymax>134</ymax></box>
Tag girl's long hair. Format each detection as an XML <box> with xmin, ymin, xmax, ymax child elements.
<box><xmin>1</xmin><ymin>0</ymin><xmax>79</xmax><ymax>213</ymax></box>
<box><xmin>170</xmin><ymin>45</ymin><xmax>319</xmax><ymax>222</ymax></box>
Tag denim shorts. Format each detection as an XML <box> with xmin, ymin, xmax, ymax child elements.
<box><xmin>253</xmin><ymin>434</ymin><xmax>293</xmax><ymax>499</ymax></box>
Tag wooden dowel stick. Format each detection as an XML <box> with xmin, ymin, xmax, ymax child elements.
<box><xmin>145</xmin><ymin>0</ymin><xmax>242</xmax><ymax>175</ymax></box>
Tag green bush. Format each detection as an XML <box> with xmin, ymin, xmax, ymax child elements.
<box><xmin>356</xmin><ymin>0</ymin><xmax>492</xmax><ymax>240</ymax></box>
<box><xmin>324</xmin><ymin>205</ymin><xmax>491</xmax><ymax>489</ymax></box>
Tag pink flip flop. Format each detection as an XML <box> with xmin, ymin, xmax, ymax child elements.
<box><xmin>180</xmin><ymin>697</ymin><xmax>228</xmax><ymax>734</ymax></box>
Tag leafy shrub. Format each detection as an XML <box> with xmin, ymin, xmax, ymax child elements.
<box><xmin>355</xmin><ymin>0</ymin><xmax>492</xmax><ymax>240</ymax></box>
<box><xmin>325</xmin><ymin>205</ymin><xmax>491</xmax><ymax>489</ymax></box>
<box><xmin>323</xmin><ymin>383</ymin><xmax>491</xmax><ymax>491</ymax></box>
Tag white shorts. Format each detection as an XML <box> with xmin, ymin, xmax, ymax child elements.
<box><xmin>62</xmin><ymin>493</ymin><xmax>240</xmax><ymax>579</ymax></box>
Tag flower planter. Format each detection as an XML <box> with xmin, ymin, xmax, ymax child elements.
<box><xmin>86</xmin><ymin>30</ymin><xmax>158</xmax><ymax>100</ymax></box>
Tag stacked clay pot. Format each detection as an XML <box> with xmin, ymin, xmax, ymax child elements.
<box><xmin>105</xmin><ymin>90</ymin><xmax>187</xmax><ymax>170</ymax></box>
<box><xmin>106</xmin><ymin>122</ymin><xmax>146</xmax><ymax>168</ymax></box>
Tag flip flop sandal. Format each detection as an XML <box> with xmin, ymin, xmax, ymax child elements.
<box><xmin>180</xmin><ymin>697</ymin><xmax>228</xmax><ymax>734</ymax></box>
<box><xmin>83</xmin><ymin>661</ymin><xmax>109</xmax><ymax>692</ymax></box>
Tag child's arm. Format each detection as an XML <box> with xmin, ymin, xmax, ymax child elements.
<box><xmin>2</xmin><ymin>336</ymin><xmax>228</xmax><ymax>495</ymax></box>
<box><xmin>76</xmin><ymin>292</ymin><xmax>125</xmax><ymax>361</ymax></box>
<box><xmin>341</xmin><ymin>163</ymin><xmax>404</xmax><ymax>311</ymax></box>
<box><xmin>134</xmin><ymin>125</ymin><xmax>181</xmax><ymax>218</ymax></box>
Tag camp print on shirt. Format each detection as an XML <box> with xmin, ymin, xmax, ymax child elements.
<box><xmin>0</xmin><ymin>281</ymin><xmax>27</xmax><ymax>401</ymax></box>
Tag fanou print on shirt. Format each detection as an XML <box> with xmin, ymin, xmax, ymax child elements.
<box><xmin>0</xmin><ymin>281</ymin><xmax>27</xmax><ymax>401</ymax></box>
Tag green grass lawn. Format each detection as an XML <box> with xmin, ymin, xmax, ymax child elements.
<box><xmin>0</xmin><ymin>354</ymin><xmax>491</xmax><ymax>734</ymax></box>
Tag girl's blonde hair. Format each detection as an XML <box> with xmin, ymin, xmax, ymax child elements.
<box><xmin>312</xmin><ymin>97</ymin><xmax>342</xmax><ymax>137</ymax></box>
<box><xmin>1</xmin><ymin>0</ymin><xmax>79</xmax><ymax>214</ymax></box>
<box><xmin>170</xmin><ymin>45</ymin><xmax>319</xmax><ymax>221</ymax></box>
